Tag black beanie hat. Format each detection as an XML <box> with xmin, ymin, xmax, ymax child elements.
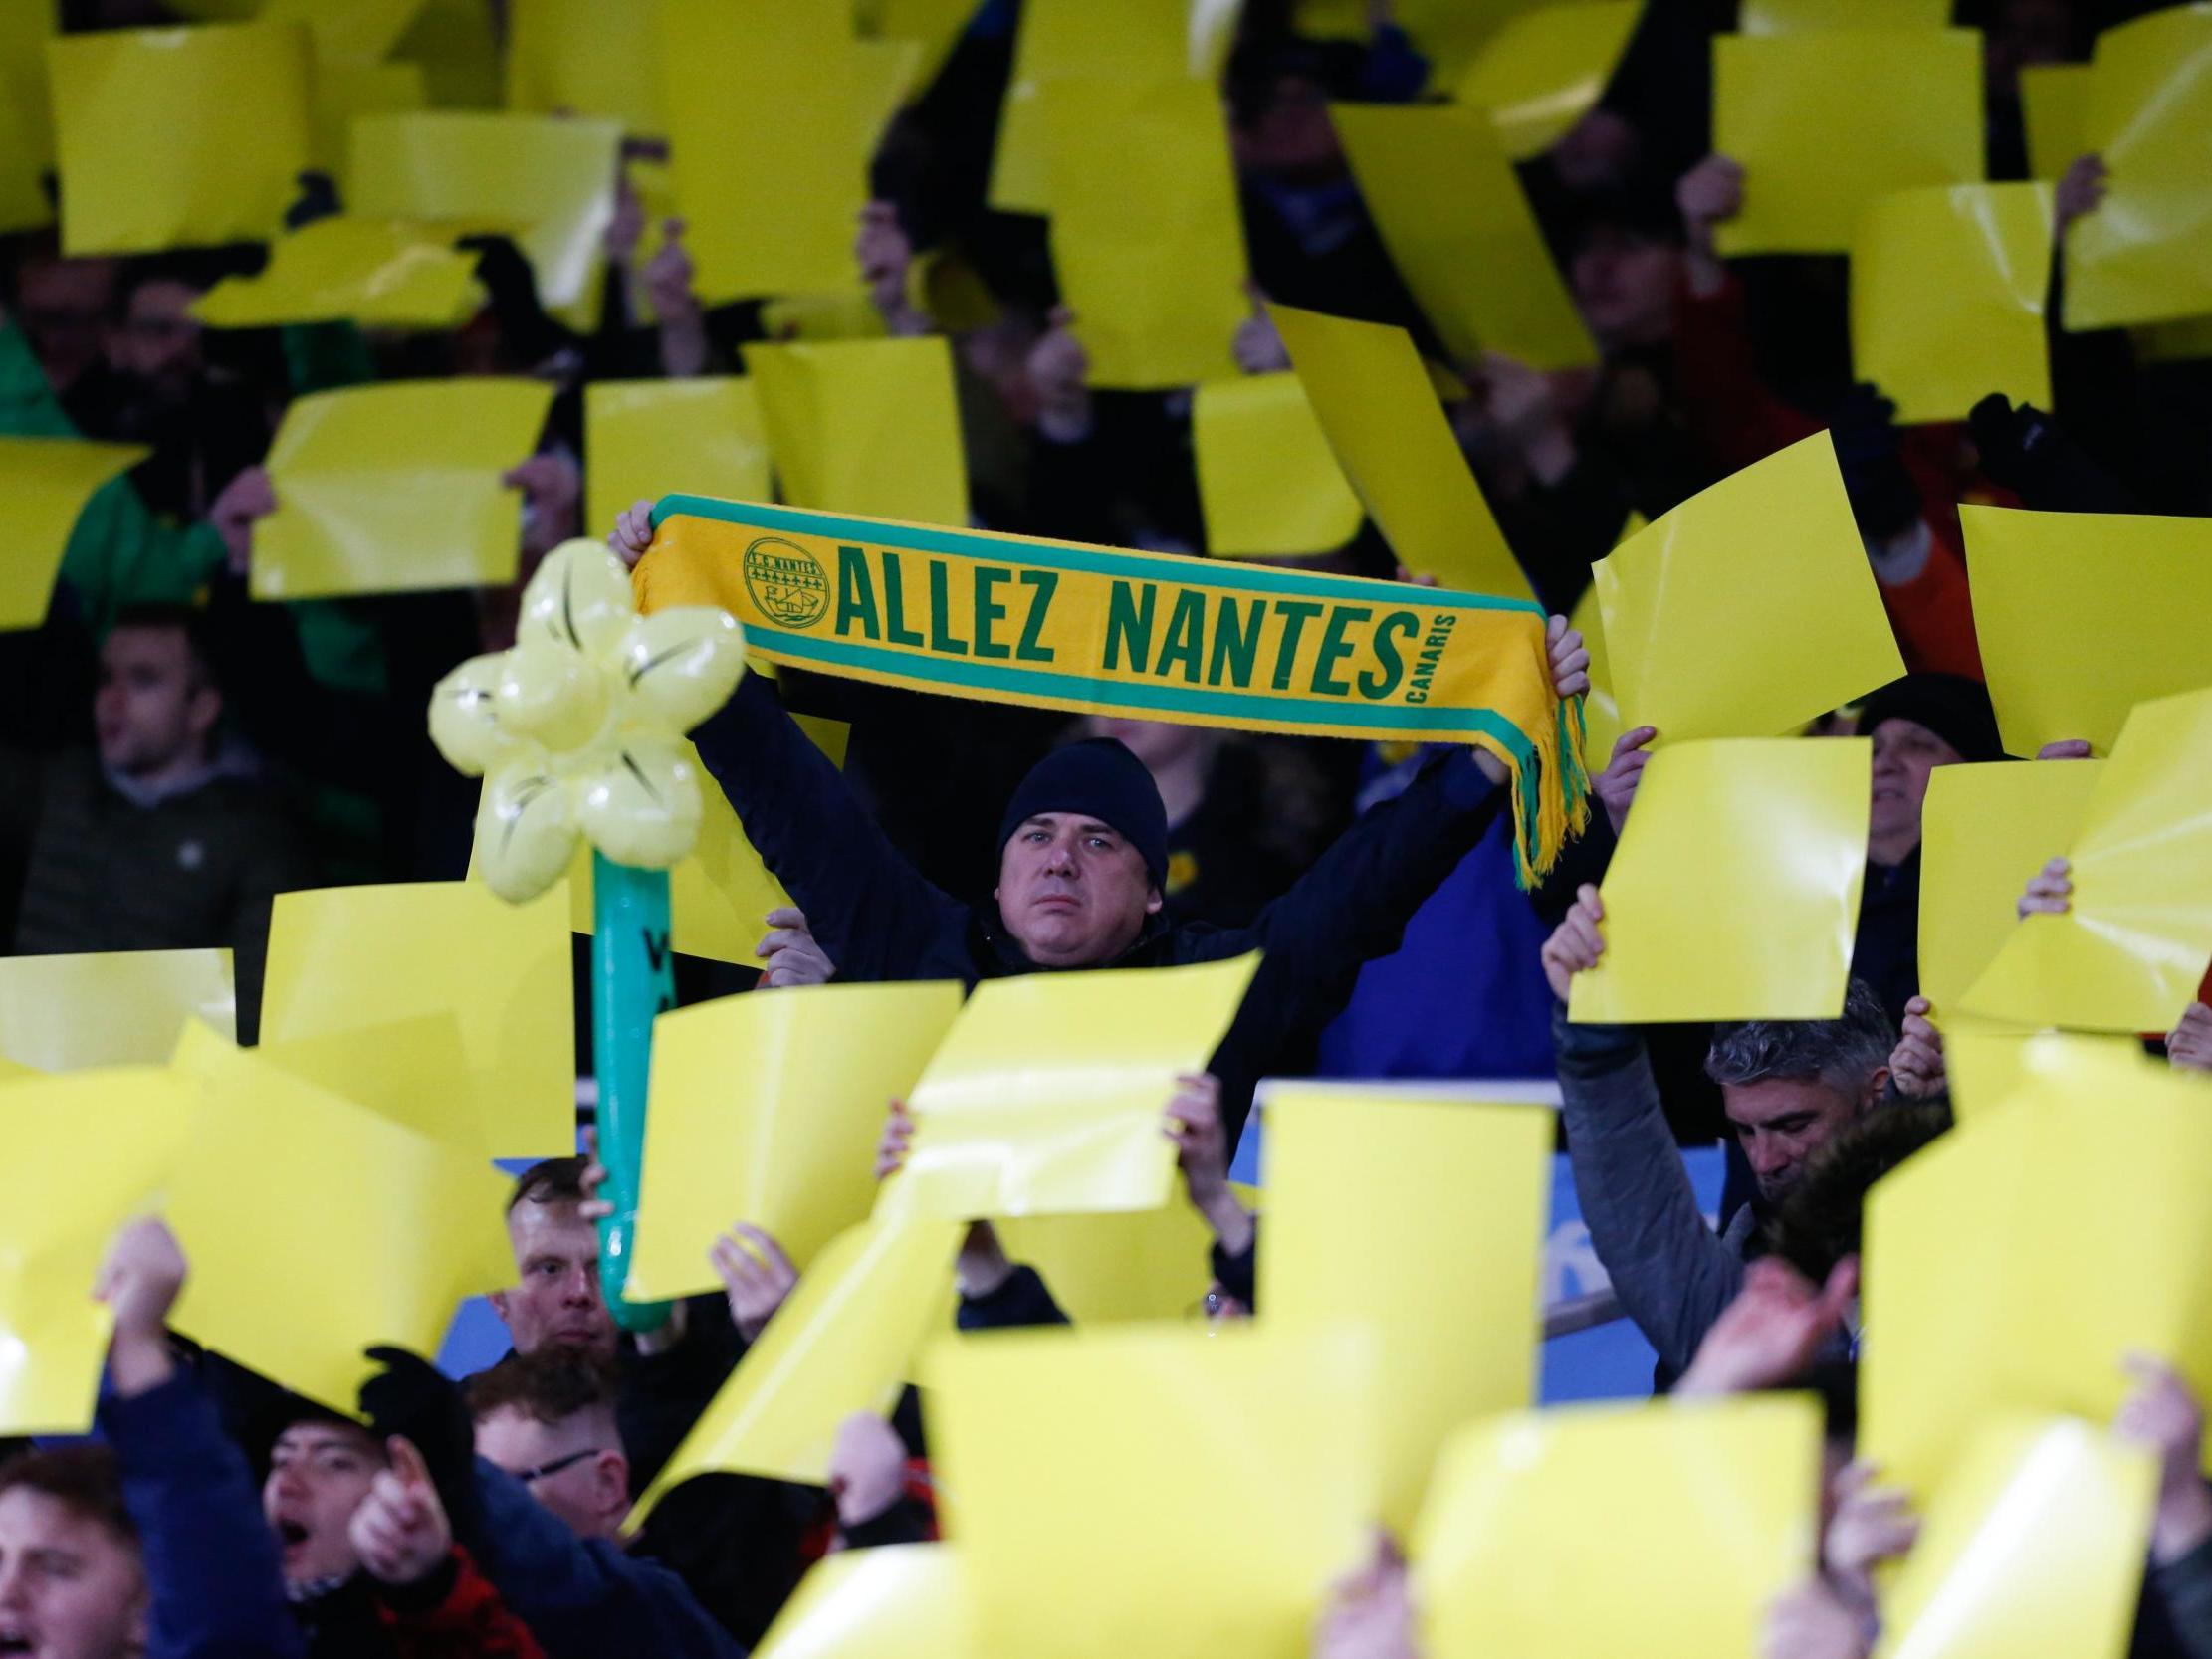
<box><xmin>1854</xmin><ymin>673</ymin><xmax>2007</xmax><ymax>763</ymax></box>
<box><xmin>997</xmin><ymin>739</ymin><xmax>1170</xmax><ymax>887</ymax></box>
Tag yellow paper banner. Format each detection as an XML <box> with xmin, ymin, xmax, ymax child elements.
<box><xmin>628</xmin><ymin>981</ymin><xmax>964</xmax><ymax>1301</ymax></box>
<box><xmin>657</xmin><ymin>0</ymin><xmax>874</xmax><ymax>304</ymax></box>
<box><xmin>1713</xmin><ymin>30</ymin><xmax>1984</xmax><ymax>255</ymax></box>
<box><xmin>1191</xmin><ymin>373</ymin><xmax>1364</xmax><ymax>558</ymax></box>
<box><xmin>1261</xmin><ymin>1088</ymin><xmax>1551</xmax><ymax>1530</ymax></box>
<box><xmin>253</xmin><ymin>378</ymin><xmax>554</xmax><ymax>600</ymax></box>
<box><xmin>348</xmin><ymin>109</ymin><xmax>621</xmax><ymax>317</ymax></box>
<box><xmin>1852</xmin><ymin>183</ymin><xmax>2055</xmax><ymax>426</ymax></box>
<box><xmin>881</xmin><ymin>954</ymin><xmax>1260</xmax><ymax>1221</ymax></box>
<box><xmin>1570</xmin><ymin>737</ymin><xmax>1872</xmax><ymax>1023</ymax></box>
<box><xmin>1593</xmin><ymin>431</ymin><xmax>1905</xmax><ymax>742</ymax></box>
<box><xmin>927</xmin><ymin>1321</ymin><xmax>1376</xmax><ymax>1659</ymax></box>
<box><xmin>251</xmin><ymin>1014</ymin><xmax>483</xmax><ymax>1151</ymax></box>
<box><xmin>1738</xmin><ymin>0</ymin><xmax>1948</xmax><ymax>31</ymax></box>
<box><xmin>742</xmin><ymin>337</ymin><xmax>970</xmax><ymax>527</ymax></box>
<box><xmin>0</xmin><ymin>0</ymin><xmax>56</xmax><ymax>235</ymax></box>
<box><xmin>1569</xmin><ymin>571</ymin><xmax>1624</xmax><ymax>763</ymax></box>
<box><xmin>0</xmin><ymin>947</ymin><xmax>234</xmax><ymax>1073</ymax></box>
<box><xmin>260</xmin><ymin>881</ymin><xmax>574</xmax><ymax>1155</ymax></box>
<box><xmin>1876</xmin><ymin>1414</ymin><xmax>2156</xmax><ymax>1659</ymax></box>
<box><xmin>0</xmin><ymin>1067</ymin><xmax>196</xmax><ymax>1434</ymax></box>
<box><xmin>192</xmin><ymin>217</ymin><xmax>482</xmax><ymax>331</ymax></box>
<box><xmin>1861</xmin><ymin>1069</ymin><xmax>2212</xmax><ymax>1498</ymax></box>
<box><xmin>309</xmin><ymin>59</ymin><xmax>427</xmax><ymax>184</ymax></box>
<box><xmin>2065</xmin><ymin>5</ymin><xmax>2212</xmax><ymax>330</ymax></box>
<box><xmin>0</xmin><ymin>437</ymin><xmax>151</xmax><ymax>629</ymax></box>
<box><xmin>260</xmin><ymin>0</ymin><xmax>430</xmax><ymax>64</ymax></box>
<box><xmin>1962</xmin><ymin>503</ymin><xmax>2212</xmax><ymax>759</ymax></box>
<box><xmin>1269</xmin><ymin>304</ymin><xmax>1531</xmax><ymax>598</ymax></box>
<box><xmin>1917</xmin><ymin>759</ymin><xmax>2103</xmax><ymax>1019</ymax></box>
<box><xmin>1962</xmin><ymin>687</ymin><xmax>2212</xmax><ymax>1033</ymax></box>
<box><xmin>1041</xmin><ymin>76</ymin><xmax>1249</xmax><ymax>390</ymax></box>
<box><xmin>1415</xmin><ymin>1396</ymin><xmax>1821</xmax><ymax>1659</ymax></box>
<box><xmin>1331</xmin><ymin>102</ymin><xmax>1597</xmax><ymax>372</ymax></box>
<box><xmin>2019</xmin><ymin>62</ymin><xmax>2091</xmax><ymax>184</ymax></box>
<box><xmin>1453</xmin><ymin>2</ymin><xmax>1645</xmax><ymax>160</ymax></box>
<box><xmin>166</xmin><ymin>1021</ymin><xmax>514</xmax><ymax>1410</ymax></box>
<box><xmin>504</xmin><ymin>0</ymin><xmax>662</xmax><ymax>137</ymax></box>
<box><xmin>585</xmin><ymin>378</ymin><xmax>772</xmax><ymax>543</ymax></box>
<box><xmin>49</xmin><ymin>21</ymin><xmax>312</xmax><ymax>255</ymax></box>
<box><xmin>994</xmin><ymin>1190</ymin><xmax>1255</xmax><ymax>1323</ymax></box>
<box><xmin>1943</xmin><ymin>1019</ymin><xmax>2166</xmax><ymax>1125</ymax></box>
<box><xmin>756</xmin><ymin>1544</ymin><xmax>972</xmax><ymax>1659</ymax></box>
<box><xmin>630</xmin><ymin>1215</ymin><xmax>961</xmax><ymax>1511</ymax></box>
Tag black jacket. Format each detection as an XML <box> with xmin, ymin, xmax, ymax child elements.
<box><xmin>691</xmin><ymin>671</ymin><xmax>1509</xmax><ymax>1141</ymax></box>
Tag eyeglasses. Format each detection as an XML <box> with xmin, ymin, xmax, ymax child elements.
<box><xmin>511</xmin><ymin>1447</ymin><xmax>601</xmax><ymax>1485</ymax></box>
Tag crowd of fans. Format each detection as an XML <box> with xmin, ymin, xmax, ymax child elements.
<box><xmin>4</xmin><ymin>0</ymin><xmax>2212</xmax><ymax>1653</ymax></box>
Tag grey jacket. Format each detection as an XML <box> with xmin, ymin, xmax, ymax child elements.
<box><xmin>1553</xmin><ymin>1007</ymin><xmax>1753</xmax><ymax>1378</ymax></box>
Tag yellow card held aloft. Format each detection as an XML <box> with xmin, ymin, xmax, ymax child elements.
<box><xmin>995</xmin><ymin>1196</ymin><xmax>1245</xmax><ymax>1323</ymax></box>
<box><xmin>49</xmin><ymin>22</ymin><xmax>312</xmax><ymax>255</ymax></box>
<box><xmin>192</xmin><ymin>217</ymin><xmax>482</xmax><ymax>332</ymax></box>
<box><xmin>1041</xmin><ymin>77</ymin><xmax>1249</xmax><ymax>390</ymax></box>
<box><xmin>631</xmin><ymin>1216</ymin><xmax>961</xmax><ymax>1512</ymax></box>
<box><xmin>1453</xmin><ymin>3</ymin><xmax>1644</xmax><ymax>161</ymax></box>
<box><xmin>1415</xmin><ymin>1396</ymin><xmax>1822</xmax><ymax>1659</ymax></box>
<box><xmin>1962</xmin><ymin>687</ymin><xmax>2212</xmax><ymax>1033</ymax></box>
<box><xmin>1738</xmin><ymin>0</ymin><xmax>1948</xmax><ymax>30</ymax></box>
<box><xmin>308</xmin><ymin>59</ymin><xmax>427</xmax><ymax>184</ymax></box>
<box><xmin>1593</xmin><ymin>431</ymin><xmax>1905</xmax><ymax>741</ymax></box>
<box><xmin>1261</xmin><ymin>1089</ymin><xmax>1551</xmax><ymax>1530</ymax></box>
<box><xmin>1860</xmin><ymin>1074</ymin><xmax>2212</xmax><ymax>1498</ymax></box>
<box><xmin>1569</xmin><ymin>573</ymin><xmax>1624</xmax><ymax>763</ymax></box>
<box><xmin>657</xmin><ymin>0</ymin><xmax>874</xmax><ymax>304</ymax></box>
<box><xmin>0</xmin><ymin>947</ymin><xmax>234</xmax><ymax>1072</ymax></box>
<box><xmin>1876</xmin><ymin>1414</ymin><xmax>2156</xmax><ymax>1659</ymax></box>
<box><xmin>1852</xmin><ymin>184</ymin><xmax>2055</xmax><ymax>426</ymax></box>
<box><xmin>1331</xmin><ymin>103</ymin><xmax>1596</xmax><ymax>372</ymax></box>
<box><xmin>627</xmin><ymin>981</ymin><xmax>964</xmax><ymax>1301</ymax></box>
<box><xmin>1962</xmin><ymin>504</ymin><xmax>2212</xmax><ymax>758</ymax></box>
<box><xmin>0</xmin><ymin>1</ymin><xmax>56</xmax><ymax>235</ymax></box>
<box><xmin>1270</xmin><ymin>305</ymin><xmax>1530</xmax><ymax>598</ymax></box>
<box><xmin>927</xmin><ymin>1322</ymin><xmax>1376</xmax><ymax>1659</ymax></box>
<box><xmin>260</xmin><ymin>881</ymin><xmax>574</xmax><ymax>1155</ymax></box>
<box><xmin>504</xmin><ymin>0</ymin><xmax>662</xmax><ymax>137</ymax></box>
<box><xmin>0</xmin><ymin>1067</ymin><xmax>197</xmax><ymax>1434</ymax></box>
<box><xmin>1192</xmin><ymin>374</ymin><xmax>1364</xmax><ymax>558</ymax></box>
<box><xmin>2020</xmin><ymin>63</ymin><xmax>2092</xmax><ymax>183</ymax></box>
<box><xmin>743</xmin><ymin>337</ymin><xmax>969</xmax><ymax>527</ymax></box>
<box><xmin>1713</xmin><ymin>30</ymin><xmax>1984</xmax><ymax>255</ymax></box>
<box><xmin>167</xmin><ymin>1022</ymin><xmax>513</xmax><ymax>1412</ymax></box>
<box><xmin>585</xmin><ymin>379</ymin><xmax>771</xmax><ymax>543</ymax></box>
<box><xmin>1916</xmin><ymin>759</ymin><xmax>2103</xmax><ymax>1018</ymax></box>
<box><xmin>348</xmin><ymin>110</ymin><xmax>621</xmax><ymax>317</ymax></box>
<box><xmin>259</xmin><ymin>0</ymin><xmax>430</xmax><ymax>64</ymax></box>
<box><xmin>755</xmin><ymin>1545</ymin><xmax>971</xmax><ymax>1659</ymax></box>
<box><xmin>1570</xmin><ymin>738</ymin><xmax>1872</xmax><ymax>1023</ymax></box>
<box><xmin>251</xmin><ymin>1014</ymin><xmax>483</xmax><ymax>1151</ymax></box>
<box><xmin>253</xmin><ymin>379</ymin><xmax>554</xmax><ymax>601</ymax></box>
<box><xmin>883</xmin><ymin>954</ymin><xmax>1259</xmax><ymax>1222</ymax></box>
<box><xmin>0</xmin><ymin>437</ymin><xmax>150</xmax><ymax>629</ymax></box>
<box><xmin>2065</xmin><ymin>5</ymin><xmax>2212</xmax><ymax>330</ymax></box>
<box><xmin>1940</xmin><ymin>1019</ymin><xmax>2145</xmax><ymax>1125</ymax></box>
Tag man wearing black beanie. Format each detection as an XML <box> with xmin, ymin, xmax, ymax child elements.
<box><xmin>992</xmin><ymin>738</ymin><xmax>1173</xmax><ymax>969</ymax></box>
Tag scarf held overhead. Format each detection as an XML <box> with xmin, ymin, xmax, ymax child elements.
<box><xmin>636</xmin><ymin>497</ymin><xmax>1589</xmax><ymax>883</ymax></box>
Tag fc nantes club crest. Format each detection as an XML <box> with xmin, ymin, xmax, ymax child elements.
<box><xmin>743</xmin><ymin>536</ymin><xmax>830</xmax><ymax>627</ymax></box>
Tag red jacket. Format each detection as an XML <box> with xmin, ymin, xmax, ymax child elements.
<box><xmin>379</xmin><ymin>1549</ymin><xmax>547</xmax><ymax>1659</ymax></box>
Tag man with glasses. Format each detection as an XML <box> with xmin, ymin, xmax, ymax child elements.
<box><xmin>469</xmin><ymin>1354</ymin><xmax>631</xmax><ymax>1543</ymax></box>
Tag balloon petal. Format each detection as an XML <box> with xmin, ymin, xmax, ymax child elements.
<box><xmin>616</xmin><ymin>607</ymin><xmax>748</xmax><ymax>736</ymax></box>
<box><xmin>496</xmin><ymin>639</ymin><xmax>610</xmax><ymax>753</ymax></box>
<box><xmin>520</xmin><ymin>538</ymin><xmax>642</xmax><ymax>660</ymax></box>
<box><xmin>476</xmin><ymin>761</ymin><xmax>580</xmax><ymax>904</ymax></box>
<box><xmin>428</xmin><ymin>653</ymin><xmax>515</xmax><ymax>777</ymax></box>
<box><xmin>575</xmin><ymin>735</ymin><xmax>703</xmax><ymax>869</ymax></box>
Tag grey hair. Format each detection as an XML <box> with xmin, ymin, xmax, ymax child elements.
<box><xmin>1703</xmin><ymin>979</ymin><xmax>1896</xmax><ymax>1098</ymax></box>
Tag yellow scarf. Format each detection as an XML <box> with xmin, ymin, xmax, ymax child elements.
<box><xmin>636</xmin><ymin>497</ymin><xmax>1588</xmax><ymax>883</ymax></box>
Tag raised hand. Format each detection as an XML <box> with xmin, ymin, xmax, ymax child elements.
<box><xmin>1539</xmin><ymin>884</ymin><xmax>1606</xmax><ymax>1004</ymax></box>
<box><xmin>1594</xmin><ymin>726</ymin><xmax>1657</xmax><ymax>836</ymax></box>
<box><xmin>758</xmin><ymin>907</ymin><xmax>836</xmax><ymax>989</ymax></box>
<box><xmin>1888</xmin><ymin>997</ymin><xmax>1945</xmax><ymax>1101</ymax></box>
<box><xmin>2018</xmin><ymin>857</ymin><xmax>2072</xmax><ymax>919</ymax></box>
<box><xmin>349</xmin><ymin>1436</ymin><xmax>453</xmax><ymax>1587</ymax></box>
<box><xmin>97</xmin><ymin>1215</ymin><xmax>187</xmax><ymax>1397</ymax></box>
<box><xmin>2116</xmin><ymin>1351</ymin><xmax>2212</xmax><ymax>1563</ymax></box>
<box><xmin>1676</xmin><ymin>1256</ymin><xmax>1858</xmax><ymax>1397</ymax></box>
<box><xmin>826</xmin><ymin>1410</ymin><xmax>909</xmax><ymax>1530</ymax></box>
<box><xmin>713</xmin><ymin>1223</ymin><xmax>799</xmax><ymax>1343</ymax></box>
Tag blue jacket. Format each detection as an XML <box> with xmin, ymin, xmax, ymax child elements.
<box><xmin>467</xmin><ymin>1457</ymin><xmax>746</xmax><ymax>1659</ymax></box>
<box><xmin>99</xmin><ymin>1371</ymin><xmax>304</xmax><ymax>1659</ymax></box>
<box><xmin>692</xmin><ymin>673</ymin><xmax>1508</xmax><ymax>1141</ymax></box>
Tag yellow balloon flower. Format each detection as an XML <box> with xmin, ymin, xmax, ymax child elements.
<box><xmin>428</xmin><ymin>540</ymin><xmax>748</xmax><ymax>903</ymax></box>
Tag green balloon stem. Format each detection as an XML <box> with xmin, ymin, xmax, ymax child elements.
<box><xmin>592</xmin><ymin>852</ymin><xmax>674</xmax><ymax>1335</ymax></box>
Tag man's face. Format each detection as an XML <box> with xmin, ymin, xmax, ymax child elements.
<box><xmin>111</xmin><ymin>278</ymin><xmax>204</xmax><ymax>405</ymax></box>
<box><xmin>995</xmin><ymin>812</ymin><xmax>1163</xmax><ymax>969</ymax></box>
<box><xmin>0</xmin><ymin>1490</ymin><xmax>145</xmax><ymax>1659</ymax></box>
<box><xmin>1868</xmin><ymin>718</ymin><xmax>1963</xmax><ymax>859</ymax></box>
<box><xmin>14</xmin><ymin>258</ymin><xmax>119</xmax><ymax>394</ymax></box>
<box><xmin>474</xmin><ymin>1407</ymin><xmax>627</xmax><ymax>1541</ymax></box>
<box><xmin>1571</xmin><ymin>228</ymin><xmax>1682</xmax><ymax>350</ymax></box>
<box><xmin>490</xmin><ymin>1200</ymin><xmax>617</xmax><ymax>1361</ymax></box>
<box><xmin>94</xmin><ymin>625</ymin><xmax>217</xmax><ymax>778</ymax></box>
<box><xmin>1723</xmin><ymin>1078</ymin><xmax>1867</xmax><ymax>1204</ymax></box>
<box><xmin>263</xmin><ymin>1423</ymin><xmax>381</xmax><ymax>1588</ymax></box>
